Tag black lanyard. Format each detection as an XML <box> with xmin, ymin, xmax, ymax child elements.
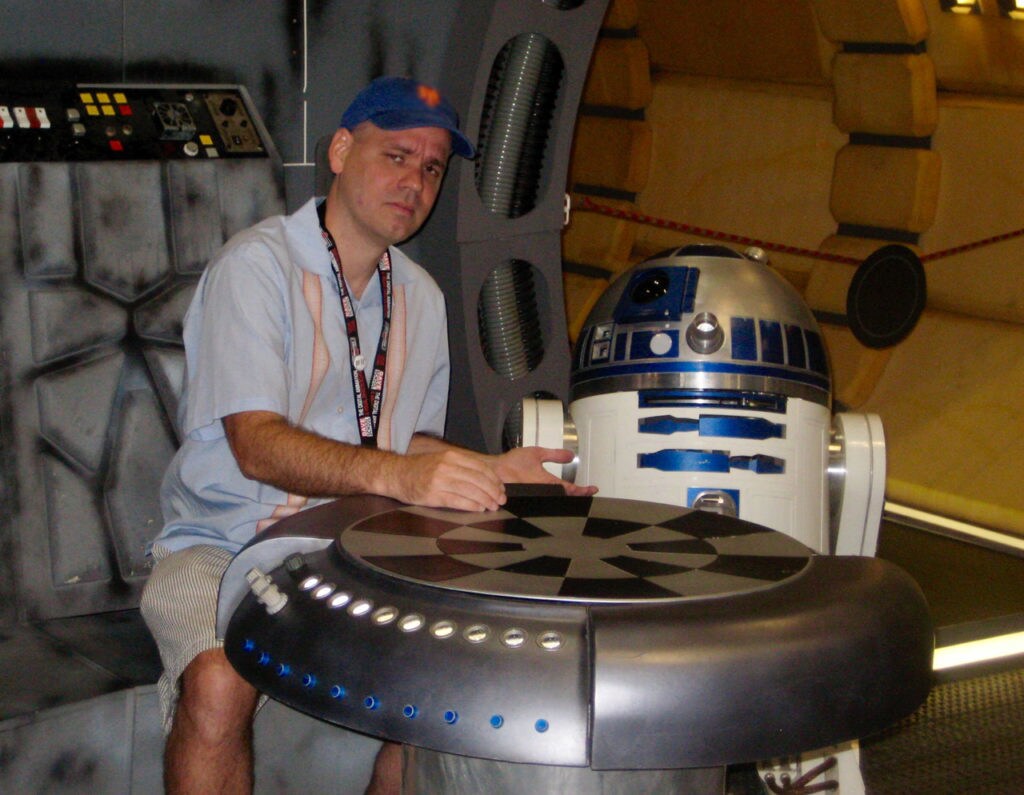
<box><xmin>317</xmin><ymin>202</ymin><xmax>393</xmax><ymax>447</ymax></box>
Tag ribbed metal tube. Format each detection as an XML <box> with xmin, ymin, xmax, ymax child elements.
<box><xmin>476</xmin><ymin>32</ymin><xmax>562</xmax><ymax>218</ymax></box>
<box><xmin>477</xmin><ymin>259</ymin><xmax>544</xmax><ymax>379</ymax></box>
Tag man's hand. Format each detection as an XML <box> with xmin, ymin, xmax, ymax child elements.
<box><xmin>387</xmin><ymin>448</ymin><xmax>507</xmax><ymax>512</ymax></box>
<box><xmin>489</xmin><ymin>447</ymin><xmax>598</xmax><ymax>498</ymax></box>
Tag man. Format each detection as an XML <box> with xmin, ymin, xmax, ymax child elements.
<box><xmin>141</xmin><ymin>76</ymin><xmax>592</xmax><ymax>794</ymax></box>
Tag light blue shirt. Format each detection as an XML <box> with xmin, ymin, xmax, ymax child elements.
<box><xmin>154</xmin><ymin>198</ymin><xmax>450</xmax><ymax>554</ymax></box>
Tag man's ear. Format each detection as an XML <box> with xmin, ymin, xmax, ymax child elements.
<box><xmin>328</xmin><ymin>128</ymin><xmax>354</xmax><ymax>175</ymax></box>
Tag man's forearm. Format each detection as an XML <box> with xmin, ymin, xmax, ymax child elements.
<box><xmin>224</xmin><ymin>410</ymin><xmax>400</xmax><ymax>498</ymax></box>
<box><xmin>223</xmin><ymin>411</ymin><xmax>510</xmax><ymax>511</ymax></box>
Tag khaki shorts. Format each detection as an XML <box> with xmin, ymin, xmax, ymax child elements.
<box><xmin>140</xmin><ymin>543</ymin><xmax>236</xmax><ymax>733</ymax></box>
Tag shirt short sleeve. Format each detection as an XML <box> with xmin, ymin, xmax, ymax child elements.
<box><xmin>183</xmin><ymin>235</ymin><xmax>293</xmax><ymax>440</ymax></box>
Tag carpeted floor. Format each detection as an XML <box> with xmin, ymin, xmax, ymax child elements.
<box><xmin>860</xmin><ymin>667</ymin><xmax>1024</xmax><ymax>794</ymax></box>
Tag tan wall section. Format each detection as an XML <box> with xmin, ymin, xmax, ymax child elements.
<box><xmin>861</xmin><ymin>310</ymin><xmax>1024</xmax><ymax>534</ymax></box>
<box><xmin>638</xmin><ymin>75</ymin><xmax>843</xmax><ymax>268</ymax></box>
<box><xmin>637</xmin><ymin>0</ymin><xmax>831</xmax><ymax>84</ymax></box>
<box><xmin>922</xmin><ymin>95</ymin><xmax>1024</xmax><ymax>324</ymax></box>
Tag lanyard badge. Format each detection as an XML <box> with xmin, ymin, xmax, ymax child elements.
<box><xmin>317</xmin><ymin>202</ymin><xmax>393</xmax><ymax>448</ymax></box>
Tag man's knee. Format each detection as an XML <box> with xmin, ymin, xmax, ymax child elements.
<box><xmin>175</xmin><ymin>648</ymin><xmax>258</xmax><ymax>741</ymax></box>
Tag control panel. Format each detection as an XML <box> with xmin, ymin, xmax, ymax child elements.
<box><xmin>227</xmin><ymin>544</ymin><xmax>591</xmax><ymax>767</ymax></box>
<box><xmin>0</xmin><ymin>82</ymin><xmax>272</xmax><ymax>162</ymax></box>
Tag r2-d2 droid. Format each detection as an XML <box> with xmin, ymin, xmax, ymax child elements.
<box><xmin>523</xmin><ymin>244</ymin><xmax>888</xmax><ymax>791</ymax></box>
<box><xmin>524</xmin><ymin>243</ymin><xmax>886</xmax><ymax>557</ymax></box>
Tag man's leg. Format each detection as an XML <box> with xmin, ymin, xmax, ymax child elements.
<box><xmin>164</xmin><ymin>647</ymin><xmax>259</xmax><ymax>794</ymax></box>
<box><xmin>365</xmin><ymin>741</ymin><xmax>403</xmax><ymax>795</ymax></box>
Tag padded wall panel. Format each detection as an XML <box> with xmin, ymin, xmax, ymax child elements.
<box><xmin>0</xmin><ymin>171</ymin><xmax>18</xmax><ymax>624</ymax></box>
<box><xmin>639</xmin><ymin>0</ymin><xmax>828</xmax><ymax>83</ymax></box>
<box><xmin>604</xmin><ymin>0</ymin><xmax>638</xmax><ymax>29</ymax></box>
<box><xmin>829</xmin><ymin>145</ymin><xmax>941</xmax><ymax>232</ymax></box>
<box><xmin>78</xmin><ymin>164</ymin><xmax>170</xmax><ymax>304</ymax></box>
<box><xmin>106</xmin><ymin>387</ymin><xmax>177</xmax><ymax>579</ymax></box>
<box><xmin>812</xmin><ymin>0</ymin><xmax>929</xmax><ymax>45</ymax></box>
<box><xmin>143</xmin><ymin>349</ymin><xmax>187</xmax><ymax>442</ymax></box>
<box><xmin>17</xmin><ymin>164</ymin><xmax>77</xmax><ymax>280</ymax></box>
<box><xmin>28</xmin><ymin>289</ymin><xmax>127</xmax><ymax>365</ymax></box>
<box><xmin>218</xmin><ymin>160</ymin><xmax>287</xmax><ymax>240</ymax></box>
<box><xmin>36</xmin><ymin>353</ymin><xmax>124</xmax><ymax>473</ymax></box>
<box><xmin>832</xmin><ymin>53</ymin><xmax>938</xmax><ymax>137</ymax></box>
<box><xmin>572</xmin><ymin>117</ymin><xmax>652</xmax><ymax>193</ymax></box>
<box><xmin>563</xmin><ymin>196</ymin><xmax>637</xmax><ymax>270</ymax></box>
<box><xmin>0</xmin><ymin>155</ymin><xmax>284</xmax><ymax>621</ymax></box>
<box><xmin>166</xmin><ymin>161</ymin><xmax>224</xmax><ymax>275</ymax></box>
<box><xmin>43</xmin><ymin>453</ymin><xmax>112</xmax><ymax>587</ymax></box>
<box><xmin>582</xmin><ymin>38</ymin><xmax>652</xmax><ymax>110</ymax></box>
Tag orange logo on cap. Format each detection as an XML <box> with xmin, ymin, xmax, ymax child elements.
<box><xmin>417</xmin><ymin>85</ymin><xmax>441</xmax><ymax>108</ymax></box>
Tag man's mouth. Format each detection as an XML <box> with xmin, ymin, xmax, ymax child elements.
<box><xmin>389</xmin><ymin>201</ymin><xmax>416</xmax><ymax>217</ymax></box>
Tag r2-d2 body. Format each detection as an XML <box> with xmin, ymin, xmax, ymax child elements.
<box><xmin>525</xmin><ymin>244</ymin><xmax>885</xmax><ymax>556</ymax></box>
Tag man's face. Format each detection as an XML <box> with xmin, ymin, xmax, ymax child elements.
<box><xmin>328</xmin><ymin>122</ymin><xmax>452</xmax><ymax>248</ymax></box>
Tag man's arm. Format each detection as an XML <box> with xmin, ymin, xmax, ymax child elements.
<box><xmin>408</xmin><ymin>432</ymin><xmax>597</xmax><ymax>498</ymax></box>
<box><xmin>224</xmin><ymin>412</ymin><xmax>596</xmax><ymax>513</ymax></box>
<box><xmin>223</xmin><ymin>411</ymin><xmax>507</xmax><ymax>512</ymax></box>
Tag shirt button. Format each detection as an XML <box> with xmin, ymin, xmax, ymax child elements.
<box><xmin>337</xmin><ymin>407</ymin><xmax>345</xmax><ymax>414</ymax></box>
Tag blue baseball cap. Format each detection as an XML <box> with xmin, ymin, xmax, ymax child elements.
<box><xmin>340</xmin><ymin>76</ymin><xmax>475</xmax><ymax>159</ymax></box>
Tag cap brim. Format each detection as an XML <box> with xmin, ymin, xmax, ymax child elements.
<box><xmin>369</xmin><ymin>109</ymin><xmax>476</xmax><ymax>160</ymax></box>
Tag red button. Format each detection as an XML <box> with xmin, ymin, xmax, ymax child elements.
<box><xmin>109</xmin><ymin>139</ymin><xmax>124</xmax><ymax>152</ymax></box>
<box><xmin>119</xmin><ymin>104</ymin><xmax>132</xmax><ymax>116</ymax></box>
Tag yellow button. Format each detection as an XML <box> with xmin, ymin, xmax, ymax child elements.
<box><xmin>113</xmin><ymin>92</ymin><xmax>127</xmax><ymax>104</ymax></box>
<box><xmin>96</xmin><ymin>92</ymin><xmax>110</xmax><ymax>103</ymax></box>
<box><xmin>80</xmin><ymin>92</ymin><xmax>94</xmax><ymax>104</ymax></box>
<box><xmin>101</xmin><ymin>105</ymin><xmax>116</xmax><ymax>116</ymax></box>
<box><xmin>85</xmin><ymin>105</ymin><xmax>99</xmax><ymax>116</ymax></box>
<box><xmin>199</xmin><ymin>134</ymin><xmax>213</xmax><ymax>146</ymax></box>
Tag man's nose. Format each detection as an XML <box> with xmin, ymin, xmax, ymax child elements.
<box><xmin>399</xmin><ymin>164</ymin><xmax>423</xmax><ymax>193</ymax></box>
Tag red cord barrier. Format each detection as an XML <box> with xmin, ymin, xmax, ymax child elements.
<box><xmin>577</xmin><ymin>196</ymin><xmax>1024</xmax><ymax>265</ymax></box>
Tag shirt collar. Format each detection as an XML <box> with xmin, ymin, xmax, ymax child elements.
<box><xmin>290</xmin><ymin>197</ymin><xmax>414</xmax><ymax>287</ymax></box>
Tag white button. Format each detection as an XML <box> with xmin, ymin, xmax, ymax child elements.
<box><xmin>649</xmin><ymin>332</ymin><xmax>672</xmax><ymax>356</ymax></box>
<box><xmin>353</xmin><ymin>354</ymin><xmax>366</xmax><ymax>371</ymax></box>
<box><xmin>464</xmin><ymin>624</ymin><xmax>489</xmax><ymax>644</ymax></box>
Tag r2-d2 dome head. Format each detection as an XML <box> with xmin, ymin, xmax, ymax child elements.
<box><xmin>524</xmin><ymin>245</ymin><xmax>885</xmax><ymax>555</ymax></box>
